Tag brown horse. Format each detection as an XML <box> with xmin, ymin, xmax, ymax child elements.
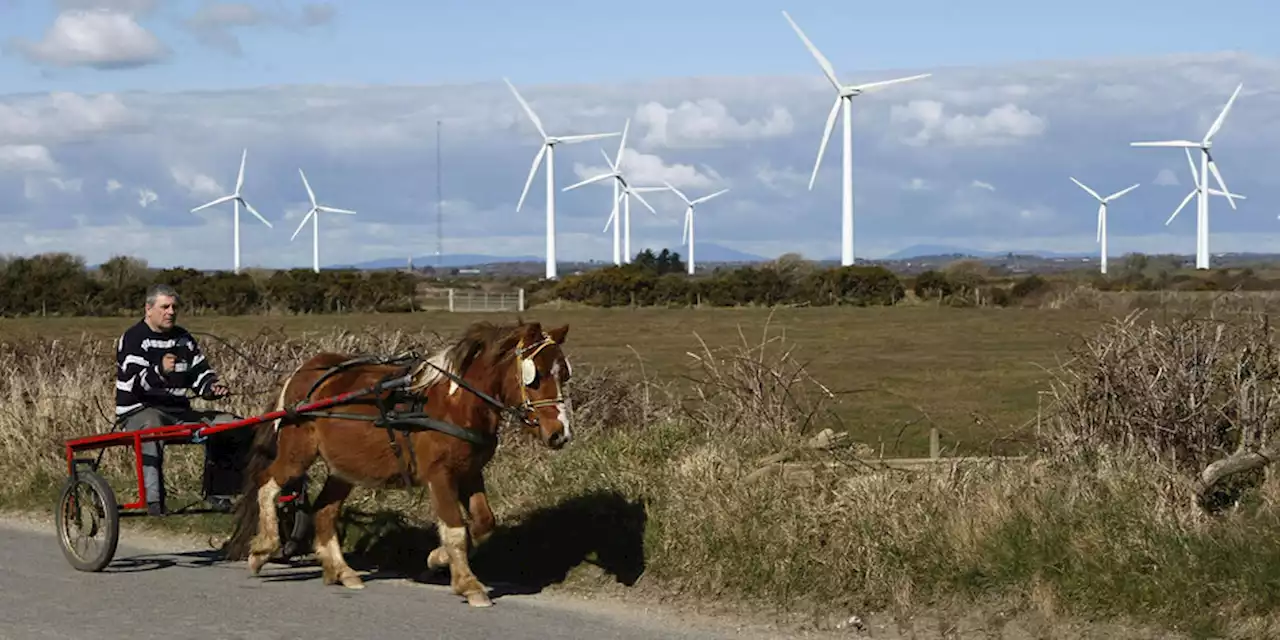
<box><xmin>222</xmin><ymin>319</ymin><xmax>573</xmax><ymax>607</ymax></box>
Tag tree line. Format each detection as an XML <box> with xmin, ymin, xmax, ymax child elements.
<box><xmin>0</xmin><ymin>253</ymin><xmax>417</xmax><ymax>316</ymax></box>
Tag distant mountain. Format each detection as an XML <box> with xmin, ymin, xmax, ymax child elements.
<box><xmin>882</xmin><ymin>244</ymin><xmax>1093</xmax><ymax>261</ymax></box>
<box><xmin>339</xmin><ymin>253</ymin><xmax>542</xmax><ymax>269</ymax></box>
<box><xmin>685</xmin><ymin>243</ymin><xmax>767</xmax><ymax>263</ymax></box>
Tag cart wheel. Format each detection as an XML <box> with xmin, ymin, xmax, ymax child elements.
<box><xmin>55</xmin><ymin>469</ymin><xmax>119</xmax><ymax>572</ymax></box>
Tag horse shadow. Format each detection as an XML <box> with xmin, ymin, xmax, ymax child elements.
<box><xmin>337</xmin><ymin>489</ymin><xmax>647</xmax><ymax>598</ymax></box>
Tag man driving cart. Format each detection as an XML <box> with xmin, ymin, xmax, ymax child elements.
<box><xmin>114</xmin><ymin>284</ymin><xmax>312</xmax><ymax>556</ymax></box>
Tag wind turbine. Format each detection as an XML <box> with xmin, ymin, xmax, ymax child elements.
<box><xmin>1069</xmin><ymin>177</ymin><xmax>1139</xmax><ymax>275</ymax></box>
<box><xmin>781</xmin><ymin>10</ymin><xmax>930</xmax><ymax>267</ymax></box>
<box><xmin>662</xmin><ymin>180</ymin><xmax>729</xmax><ymax>275</ymax></box>
<box><xmin>1163</xmin><ymin>147</ymin><xmax>1246</xmax><ymax>262</ymax></box>
<box><xmin>190</xmin><ymin>148</ymin><xmax>271</xmax><ymax>273</ymax></box>
<box><xmin>504</xmin><ymin>77</ymin><xmax>620</xmax><ymax>279</ymax></box>
<box><xmin>1130</xmin><ymin>83</ymin><xmax>1242</xmax><ymax>269</ymax></box>
<box><xmin>561</xmin><ymin>118</ymin><xmax>662</xmax><ymax>264</ymax></box>
<box><xmin>289</xmin><ymin>168</ymin><xmax>356</xmax><ymax>273</ymax></box>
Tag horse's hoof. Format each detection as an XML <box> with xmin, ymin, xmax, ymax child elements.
<box><xmin>340</xmin><ymin>572</ymin><xmax>365</xmax><ymax>589</ymax></box>
<box><xmin>426</xmin><ymin>547</ymin><xmax>449</xmax><ymax>571</ymax></box>
<box><xmin>466</xmin><ymin>591</ymin><xmax>493</xmax><ymax>607</ymax></box>
<box><xmin>247</xmin><ymin>553</ymin><xmax>269</xmax><ymax>576</ymax></box>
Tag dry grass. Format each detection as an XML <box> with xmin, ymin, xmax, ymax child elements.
<box><xmin>4</xmin><ymin>307</ymin><xmax>1280</xmax><ymax>637</ymax></box>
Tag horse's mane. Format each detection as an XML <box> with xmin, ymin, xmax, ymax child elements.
<box><xmin>408</xmin><ymin>320</ymin><xmax>527</xmax><ymax>391</ymax></box>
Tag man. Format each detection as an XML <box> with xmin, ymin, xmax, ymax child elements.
<box><xmin>116</xmin><ymin>283</ymin><xmax>250</xmax><ymax>515</ymax></box>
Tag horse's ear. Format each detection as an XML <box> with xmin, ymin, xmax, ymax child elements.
<box><xmin>548</xmin><ymin>323</ymin><xmax>569</xmax><ymax>344</ymax></box>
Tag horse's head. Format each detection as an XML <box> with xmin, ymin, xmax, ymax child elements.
<box><xmin>506</xmin><ymin>321</ymin><xmax>573</xmax><ymax>449</ymax></box>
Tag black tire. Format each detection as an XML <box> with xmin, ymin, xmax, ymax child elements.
<box><xmin>55</xmin><ymin>469</ymin><xmax>120</xmax><ymax>572</ymax></box>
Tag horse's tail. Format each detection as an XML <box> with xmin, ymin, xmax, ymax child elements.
<box><xmin>220</xmin><ymin>373</ymin><xmax>293</xmax><ymax>561</ymax></box>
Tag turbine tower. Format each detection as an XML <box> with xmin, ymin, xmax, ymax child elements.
<box><xmin>561</xmin><ymin>119</ymin><xmax>663</xmax><ymax>264</ymax></box>
<box><xmin>782</xmin><ymin>10</ymin><xmax>930</xmax><ymax>267</ymax></box>
<box><xmin>1130</xmin><ymin>83</ymin><xmax>1243</xmax><ymax>269</ymax></box>
<box><xmin>289</xmin><ymin>168</ymin><xmax>357</xmax><ymax>273</ymax></box>
<box><xmin>505</xmin><ymin>78</ymin><xmax>620</xmax><ymax>280</ymax></box>
<box><xmin>190</xmin><ymin>148</ymin><xmax>271</xmax><ymax>274</ymax></box>
<box><xmin>662</xmin><ymin>180</ymin><xmax>729</xmax><ymax>275</ymax></box>
<box><xmin>1069</xmin><ymin>177</ymin><xmax>1139</xmax><ymax>275</ymax></box>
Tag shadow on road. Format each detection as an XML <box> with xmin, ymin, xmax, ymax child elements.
<box><xmin>338</xmin><ymin>489</ymin><xmax>648</xmax><ymax>598</ymax></box>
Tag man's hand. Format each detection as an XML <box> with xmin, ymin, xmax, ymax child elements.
<box><xmin>206</xmin><ymin>382</ymin><xmax>230</xmax><ymax>399</ymax></box>
<box><xmin>161</xmin><ymin>353</ymin><xmax>177</xmax><ymax>374</ymax></box>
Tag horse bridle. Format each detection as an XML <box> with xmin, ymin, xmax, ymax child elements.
<box><xmin>512</xmin><ymin>333</ymin><xmax>568</xmax><ymax>429</ymax></box>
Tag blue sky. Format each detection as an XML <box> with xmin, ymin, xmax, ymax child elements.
<box><xmin>0</xmin><ymin>1</ymin><xmax>1278</xmax><ymax>271</ymax></box>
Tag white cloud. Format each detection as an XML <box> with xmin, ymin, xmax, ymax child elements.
<box><xmin>971</xmin><ymin>180</ymin><xmax>996</xmax><ymax>191</ymax></box>
<box><xmin>0</xmin><ymin>145</ymin><xmax>58</xmax><ymax>172</ymax></box>
<box><xmin>573</xmin><ymin>149</ymin><xmax>723</xmax><ymax>190</ymax></box>
<box><xmin>106</xmin><ymin>178</ymin><xmax>122</xmax><ymax>193</ymax></box>
<box><xmin>634</xmin><ymin>99</ymin><xmax>794</xmax><ymax>149</ymax></box>
<box><xmin>168</xmin><ymin>167</ymin><xmax>224</xmax><ymax>201</ymax></box>
<box><xmin>890</xmin><ymin>100</ymin><xmax>1047</xmax><ymax>147</ymax></box>
<box><xmin>1154</xmin><ymin>168</ymin><xmax>1180</xmax><ymax>186</ymax></box>
<box><xmin>905</xmin><ymin>177</ymin><xmax>932</xmax><ymax>191</ymax></box>
<box><xmin>7</xmin><ymin>8</ymin><xmax>168</xmax><ymax>69</ymax></box>
<box><xmin>0</xmin><ymin>92</ymin><xmax>136</xmax><ymax>144</ymax></box>
<box><xmin>183</xmin><ymin>1</ymin><xmax>336</xmax><ymax>55</ymax></box>
<box><xmin>136</xmin><ymin>187</ymin><xmax>157</xmax><ymax>208</ymax></box>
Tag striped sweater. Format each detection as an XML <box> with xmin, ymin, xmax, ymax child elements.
<box><xmin>115</xmin><ymin>320</ymin><xmax>220</xmax><ymax>417</ymax></box>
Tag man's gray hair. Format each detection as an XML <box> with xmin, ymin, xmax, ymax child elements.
<box><xmin>146</xmin><ymin>283</ymin><xmax>179</xmax><ymax>307</ymax></box>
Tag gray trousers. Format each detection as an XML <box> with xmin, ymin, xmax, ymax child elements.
<box><xmin>120</xmin><ymin>406</ymin><xmax>237</xmax><ymax>506</ymax></box>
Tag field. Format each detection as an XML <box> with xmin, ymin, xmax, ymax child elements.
<box><xmin>1</xmin><ymin>305</ymin><xmax>1118</xmax><ymax>458</ymax></box>
<box><xmin>5</xmin><ymin>302</ymin><xmax>1280</xmax><ymax>639</ymax></box>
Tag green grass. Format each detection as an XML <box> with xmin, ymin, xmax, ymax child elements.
<box><xmin>0</xmin><ymin>305</ymin><xmax>1117</xmax><ymax>457</ymax></box>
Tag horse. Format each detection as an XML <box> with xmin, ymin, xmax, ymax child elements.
<box><xmin>222</xmin><ymin>319</ymin><xmax>573</xmax><ymax>607</ymax></box>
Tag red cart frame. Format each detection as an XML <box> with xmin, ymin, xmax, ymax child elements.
<box><xmin>56</xmin><ymin>380</ymin><xmax>399</xmax><ymax>572</ymax></box>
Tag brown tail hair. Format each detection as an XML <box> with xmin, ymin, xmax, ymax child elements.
<box><xmin>219</xmin><ymin>396</ymin><xmax>285</xmax><ymax>561</ymax></box>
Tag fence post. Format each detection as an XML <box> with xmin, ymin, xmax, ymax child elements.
<box><xmin>929</xmin><ymin>427</ymin><xmax>940</xmax><ymax>459</ymax></box>
<box><xmin>448</xmin><ymin>289</ymin><xmax>454</xmax><ymax>312</ymax></box>
<box><xmin>518</xmin><ymin>288</ymin><xmax>525</xmax><ymax>311</ymax></box>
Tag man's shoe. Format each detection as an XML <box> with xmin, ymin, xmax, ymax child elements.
<box><xmin>207</xmin><ymin>496</ymin><xmax>234</xmax><ymax>513</ymax></box>
<box><xmin>147</xmin><ymin>502</ymin><xmax>166</xmax><ymax>516</ymax></box>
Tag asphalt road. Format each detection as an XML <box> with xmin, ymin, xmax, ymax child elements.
<box><xmin>0</xmin><ymin>516</ymin><xmax>792</xmax><ymax>640</ymax></box>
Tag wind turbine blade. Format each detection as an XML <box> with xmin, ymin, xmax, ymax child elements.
<box><xmin>603</xmin><ymin>206</ymin><xmax>617</xmax><ymax>233</ymax></box>
<box><xmin>318</xmin><ymin>206</ymin><xmax>356</xmax><ymax>214</ymax></box>
<box><xmin>290</xmin><ymin>208</ymin><xmax>315</xmax><ymax>241</ymax></box>
<box><xmin>561</xmin><ymin>172</ymin><xmax>612</xmax><ymax>192</ymax></box>
<box><xmin>809</xmin><ymin>95</ymin><xmax>841</xmax><ymax>190</ymax></box>
<box><xmin>1184</xmin><ymin>147</ymin><xmax>1200</xmax><ymax>184</ymax></box>
<box><xmin>681</xmin><ymin>209</ymin><xmax>691</xmax><ymax>245</ymax></box>
<box><xmin>1130</xmin><ymin>140</ymin><xmax>1200</xmax><ymax>148</ymax></box>
<box><xmin>1204</xmin><ymin>83</ymin><xmax>1242</xmax><ymax>143</ymax></box>
<box><xmin>662</xmin><ymin>179</ymin><xmax>691</xmax><ymax>204</ymax></box>
<box><xmin>240</xmin><ymin>199</ymin><xmax>272</xmax><ymax>228</ymax></box>
<box><xmin>516</xmin><ymin>144</ymin><xmax>547</xmax><ymax>212</ymax></box>
<box><xmin>1069</xmin><ymin>177</ymin><xmax>1102</xmax><ymax>201</ymax></box>
<box><xmin>629</xmin><ymin>188</ymin><xmax>657</xmax><ymax>215</ymax></box>
<box><xmin>1096</xmin><ymin>203</ymin><xmax>1104</xmax><ymax>243</ymax></box>
<box><xmin>1206</xmin><ymin>156</ymin><xmax>1236</xmax><ymax>209</ymax></box>
<box><xmin>1104</xmin><ymin>183</ymin><xmax>1140</xmax><ymax>201</ymax></box>
<box><xmin>190</xmin><ymin>194</ymin><xmax>234</xmax><ymax>213</ymax></box>
<box><xmin>503</xmin><ymin>78</ymin><xmax>547</xmax><ymax>139</ymax></box>
<box><xmin>1208</xmin><ymin>189</ymin><xmax>1246</xmax><ymax>200</ymax></box>
<box><xmin>1166</xmin><ymin>190</ymin><xmax>1196</xmax><ymax>226</ymax></box>
<box><xmin>851</xmin><ymin>73</ymin><xmax>932</xmax><ymax>92</ymax></box>
<box><xmin>599</xmin><ymin>148</ymin><xmax>619</xmax><ymax>173</ymax></box>
<box><xmin>780</xmin><ymin>11</ymin><xmax>841</xmax><ymax>90</ymax></box>
<box><xmin>558</xmin><ymin>132</ymin><xmax>620</xmax><ymax>144</ymax></box>
<box><xmin>614</xmin><ymin>118</ymin><xmax>629</xmax><ymax>167</ymax></box>
<box><xmin>299</xmin><ymin>168</ymin><xmax>317</xmax><ymax>207</ymax></box>
<box><xmin>692</xmin><ymin>188</ymin><xmax>729</xmax><ymax>205</ymax></box>
<box><xmin>235</xmin><ymin>148</ymin><xmax>246</xmax><ymax>193</ymax></box>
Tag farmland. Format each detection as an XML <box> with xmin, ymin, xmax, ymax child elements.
<box><xmin>5</xmin><ymin>301</ymin><xmax>1280</xmax><ymax>638</ymax></box>
<box><xmin>1</xmin><ymin>305</ymin><xmax>1118</xmax><ymax>457</ymax></box>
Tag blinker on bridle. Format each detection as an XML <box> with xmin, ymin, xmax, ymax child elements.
<box><xmin>513</xmin><ymin>332</ymin><xmax>566</xmax><ymax>428</ymax></box>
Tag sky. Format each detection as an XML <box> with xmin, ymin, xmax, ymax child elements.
<box><xmin>1</xmin><ymin>0</ymin><xmax>1279</xmax><ymax>270</ymax></box>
